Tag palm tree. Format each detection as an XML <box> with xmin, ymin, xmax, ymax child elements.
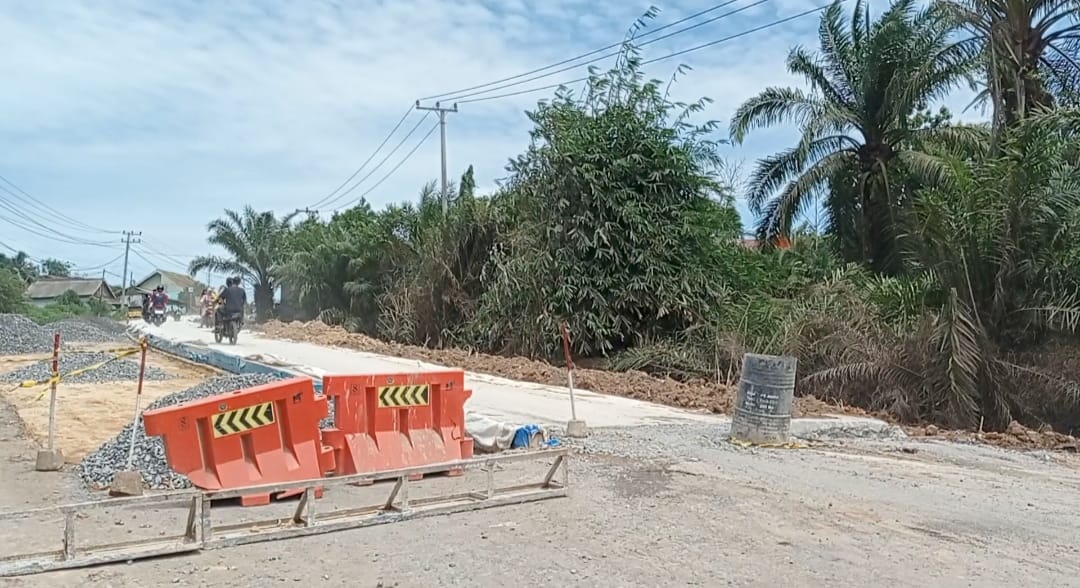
<box><xmin>809</xmin><ymin>108</ymin><xmax>1080</xmax><ymax>430</ymax></box>
<box><xmin>939</xmin><ymin>0</ymin><xmax>1080</xmax><ymax>129</ymax></box>
<box><xmin>0</xmin><ymin>251</ymin><xmax>39</xmax><ymax>283</ymax></box>
<box><xmin>729</xmin><ymin>0</ymin><xmax>979</xmax><ymax>274</ymax></box>
<box><xmin>189</xmin><ymin>206</ymin><xmax>297</xmax><ymax>321</ymax></box>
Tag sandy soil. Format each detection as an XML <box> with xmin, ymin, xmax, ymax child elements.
<box><xmin>257</xmin><ymin>320</ymin><xmax>856</xmax><ymax>419</ymax></box>
<box><xmin>0</xmin><ymin>349</ymin><xmax>218</xmax><ymax>462</ymax></box>
<box><xmin>2</xmin><ymin>393</ymin><xmax>1079</xmax><ymax>587</ymax></box>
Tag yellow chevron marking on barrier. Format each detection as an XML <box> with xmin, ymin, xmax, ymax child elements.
<box><xmin>212</xmin><ymin>402</ymin><xmax>275</xmax><ymax>438</ymax></box>
<box><xmin>377</xmin><ymin>384</ymin><xmax>430</xmax><ymax>408</ymax></box>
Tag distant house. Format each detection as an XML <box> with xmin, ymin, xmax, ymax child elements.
<box><xmin>133</xmin><ymin>270</ymin><xmax>204</xmax><ymax>312</ymax></box>
<box><xmin>738</xmin><ymin>234</ymin><xmax>791</xmax><ymax>250</ymax></box>
<box><xmin>25</xmin><ymin>277</ymin><xmax>119</xmax><ymax>307</ymax></box>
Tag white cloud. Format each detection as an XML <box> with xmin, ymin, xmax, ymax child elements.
<box><xmin>0</xmin><ymin>0</ymin><xmax>978</xmax><ymax>277</ymax></box>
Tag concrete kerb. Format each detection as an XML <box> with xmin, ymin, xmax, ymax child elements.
<box><xmin>136</xmin><ymin>332</ymin><xmax>321</xmax><ymax>393</ymax></box>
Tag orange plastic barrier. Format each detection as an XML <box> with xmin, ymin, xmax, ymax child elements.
<box><xmin>142</xmin><ymin>377</ymin><xmax>335</xmax><ymax>506</ymax></box>
<box><xmin>320</xmin><ymin>370</ymin><xmax>473</xmax><ymax>480</ymax></box>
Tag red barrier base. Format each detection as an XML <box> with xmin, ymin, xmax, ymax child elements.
<box><xmin>322</xmin><ymin>427</ymin><xmax>472</xmax><ymax>478</ymax></box>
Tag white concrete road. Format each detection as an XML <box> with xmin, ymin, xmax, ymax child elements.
<box><xmin>131</xmin><ymin>318</ymin><xmax>722</xmax><ymax>429</ymax></box>
<box><xmin>132</xmin><ymin>318</ymin><xmax>895</xmax><ymax>436</ymax></box>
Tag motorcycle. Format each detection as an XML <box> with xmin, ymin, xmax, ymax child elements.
<box><xmin>214</xmin><ymin>310</ymin><xmax>243</xmax><ymax>345</ymax></box>
<box><xmin>200</xmin><ymin>305</ymin><xmax>214</xmax><ymax>328</ymax></box>
<box><xmin>149</xmin><ymin>306</ymin><xmax>167</xmax><ymax>327</ymax></box>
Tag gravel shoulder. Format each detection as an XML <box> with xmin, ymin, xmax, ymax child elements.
<box><xmin>0</xmin><ymin>348</ymin><xmax>218</xmax><ymax>462</ymax></box>
<box><xmin>3</xmin><ymin>413</ymin><xmax>1079</xmax><ymax>586</ymax></box>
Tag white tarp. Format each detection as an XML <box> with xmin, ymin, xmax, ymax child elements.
<box><xmin>466</xmin><ymin>412</ymin><xmax>521</xmax><ymax>453</ymax></box>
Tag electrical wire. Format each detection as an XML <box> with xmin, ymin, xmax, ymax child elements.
<box><xmin>435</xmin><ymin>0</ymin><xmax>769</xmax><ymax>103</ymax></box>
<box><xmin>335</xmin><ymin>121</ymin><xmax>440</xmax><ymax>211</ymax></box>
<box><xmin>133</xmin><ymin>245</ymin><xmax>190</xmax><ymax>273</ymax></box>
<box><xmin>0</xmin><ymin>174</ymin><xmax>122</xmax><ymax>235</ymax></box>
<box><xmin>420</xmin><ymin>0</ymin><xmax>752</xmax><ymax>101</ymax></box>
<box><xmin>0</xmin><ymin>238</ymin><xmax>41</xmax><ymax>262</ymax></box>
<box><xmin>307</xmin><ymin>104</ymin><xmax>418</xmax><ymax>210</ymax></box>
<box><xmin>0</xmin><ymin>205</ymin><xmax>117</xmax><ymax>248</ymax></box>
<box><xmin>130</xmin><ymin>247</ymin><xmax>178</xmax><ymax>275</ymax></box>
<box><xmin>457</xmin><ymin>3</ymin><xmax>834</xmax><ymax>105</ymax></box>
<box><xmin>139</xmin><ymin>239</ymin><xmax>197</xmax><ymax>269</ymax></box>
<box><xmin>0</xmin><ymin>189</ymin><xmax>115</xmax><ymax>247</ymax></box>
<box><xmin>70</xmin><ymin>252</ymin><xmax>125</xmax><ymax>272</ymax></box>
<box><xmin>320</xmin><ymin>111</ymin><xmax>434</xmax><ymax>210</ymax></box>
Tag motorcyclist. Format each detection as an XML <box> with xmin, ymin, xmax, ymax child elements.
<box><xmin>149</xmin><ymin>286</ymin><xmax>169</xmax><ymax>311</ymax></box>
<box><xmin>215</xmin><ymin>277</ymin><xmax>247</xmax><ymax>328</ymax></box>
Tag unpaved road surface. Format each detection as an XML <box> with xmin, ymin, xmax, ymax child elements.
<box><xmin>3</xmin><ymin>392</ymin><xmax>1079</xmax><ymax>587</ymax></box>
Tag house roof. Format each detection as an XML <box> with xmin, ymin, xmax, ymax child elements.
<box><xmin>25</xmin><ymin>278</ymin><xmax>116</xmax><ymax>300</ymax></box>
<box><xmin>135</xmin><ymin>269</ymin><xmax>201</xmax><ymax>291</ymax></box>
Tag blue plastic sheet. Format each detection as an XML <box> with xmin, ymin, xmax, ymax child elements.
<box><xmin>511</xmin><ymin>424</ymin><xmax>561</xmax><ymax>449</ymax></box>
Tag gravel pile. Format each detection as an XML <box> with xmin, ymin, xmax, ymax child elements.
<box><xmin>77</xmin><ymin>374</ymin><xmax>288</xmax><ymax>489</ymax></box>
<box><xmin>0</xmin><ymin>351</ymin><xmax>173</xmax><ymax>385</ymax></box>
<box><xmin>560</xmin><ymin>420</ymin><xmax>905</xmax><ymax>461</ymax></box>
<box><xmin>0</xmin><ymin>313</ymin><xmax>53</xmax><ymax>355</ymax></box>
<box><xmin>45</xmin><ymin>318</ymin><xmax>126</xmax><ymax>343</ymax></box>
<box><xmin>560</xmin><ymin>423</ymin><xmax>740</xmax><ymax>462</ymax></box>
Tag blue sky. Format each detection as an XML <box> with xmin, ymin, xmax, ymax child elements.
<box><xmin>0</xmin><ymin>0</ymin><xmax>981</xmax><ymax>285</ymax></box>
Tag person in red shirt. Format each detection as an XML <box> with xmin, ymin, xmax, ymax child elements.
<box><xmin>149</xmin><ymin>285</ymin><xmax>169</xmax><ymax>309</ymax></box>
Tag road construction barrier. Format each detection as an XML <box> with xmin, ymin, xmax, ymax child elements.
<box><xmin>142</xmin><ymin>377</ymin><xmax>335</xmax><ymax>506</ymax></box>
<box><xmin>321</xmin><ymin>370</ymin><xmax>474</xmax><ymax>479</ymax></box>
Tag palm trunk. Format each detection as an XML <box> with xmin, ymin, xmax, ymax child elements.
<box><xmin>254</xmin><ymin>283</ymin><xmax>274</xmax><ymax>322</ymax></box>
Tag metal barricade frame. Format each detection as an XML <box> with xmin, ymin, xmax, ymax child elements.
<box><xmin>0</xmin><ymin>448</ymin><xmax>569</xmax><ymax>577</ymax></box>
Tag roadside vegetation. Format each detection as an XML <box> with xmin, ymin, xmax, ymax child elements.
<box><xmin>191</xmin><ymin>1</ymin><xmax>1080</xmax><ymax>434</ymax></box>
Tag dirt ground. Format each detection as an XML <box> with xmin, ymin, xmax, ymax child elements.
<box><xmin>2</xmin><ymin>392</ymin><xmax>1080</xmax><ymax>587</ymax></box>
<box><xmin>0</xmin><ymin>346</ymin><xmax>217</xmax><ymax>462</ymax></box>
<box><xmin>257</xmin><ymin>320</ymin><xmax>855</xmax><ymax>418</ymax></box>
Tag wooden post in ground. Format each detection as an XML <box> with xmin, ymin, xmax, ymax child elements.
<box><xmin>35</xmin><ymin>333</ymin><xmax>64</xmax><ymax>471</ymax></box>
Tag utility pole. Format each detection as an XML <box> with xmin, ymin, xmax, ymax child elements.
<box><xmin>119</xmin><ymin>231</ymin><xmax>141</xmax><ymax>312</ymax></box>
<box><xmin>293</xmin><ymin>208</ymin><xmax>319</xmax><ymax>220</ymax></box>
<box><xmin>415</xmin><ymin>101</ymin><xmax>458</xmax><ymax>213</ymax></box>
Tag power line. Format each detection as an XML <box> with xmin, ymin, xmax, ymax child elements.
<box><xmin>0</xmin><ymin>206</ymin><xmax>116</xmax><ymax>248</ymax></box>
<box><xmin>320</xmin><ymin>111</ymin><xmax>434</xmax><ymax>210</ymax></box>
<box><xmin>130</xmin><ymin>248</ymin><xmax>162</xmax><ymax>273</ymax></box>
<box><xmin>139</xmin><ymin>239</ymin><xmax>196</xmax><ymax>269</ymax></box>
<box><xmin>436</xmin><ymin>0</ymin><xmax>768</xmax><ymax>103</ymax></box>
<box><xmin>457</xmin><ymin>3</ymin><xmax>833</xmax><ymax>105</ymax></box>
<box><xmin>70</xmin><ymin>252</ymin><xmax>125</xmax><ymax>272</ymax></box>
<box><xmin>307</xmin><ymin>104</ymin><xmax>416</xmax><ymax>209</ymax></box>
<box><xmin>335</xmin><ymin>121</ymin><xmax>440</xmax><ymax>211</ymax></box>
<box><xmin>420</xmin><ymin>0</ymin><xmax>751</xmax><ymax>101</ymax></box>
<box><xmin>0</xmin><ymin>186</ymin><xmax>117</xmax><ymax>247</ymax></box>
<box><xmin>0</xmin><ymin>239</ymin><xmax>41</xmax><ymax>262</ymax></box>
<box><xmin>0</xmin><ymin>174</ymin><xmax>122</xmax><ymax>235</ymax></box>
<box><xmin>133</xmin><ymin>245</ymin><xmax>190</xmax><ymax>273</ymax></box>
